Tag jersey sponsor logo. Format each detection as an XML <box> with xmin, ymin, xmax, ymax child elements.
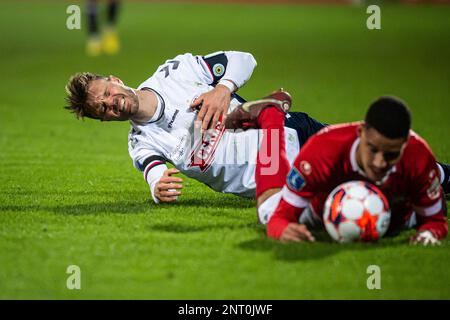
<box><xmin>427</xmin><ymin>169</ymin><xmax>441</xmax><ymax>201</ymax></box>
<box><xmin>188</xmin><ymin>116</ymin><xmax>226</xmax><ymax>172</ymax></box>
<box><xmin>300</xmin><ymin>160</ymin><xmax>312</xmax><ymax>176</ymax></box>
<box><xmin>287</xmin><ymin>167</ymin><xmax>305</xmax><ymax>191</ymax></box>
<box><xmin>168</xmin><ymin>109</ymin><xmax>179</xmax><ymax>129</ymax></box>
<box><xmin>212</xmin><ymin>63</ymin><xmax>225</xmax><ymax>77</ymax></box>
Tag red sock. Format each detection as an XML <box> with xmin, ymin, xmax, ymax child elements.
<box><xmin>255</xmin><ymin>107</ymin><xmax>290</xmax><ymax>199</ymax></box>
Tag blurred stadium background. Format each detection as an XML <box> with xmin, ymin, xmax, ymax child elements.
<box><xmin>0</xmin><ymin>0</ymin><xmax>449</xmax><ymax>299</ymax></box>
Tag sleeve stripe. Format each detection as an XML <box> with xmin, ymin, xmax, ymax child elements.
<box><xmin>281</xmin><ymin>185</ymin><xmax>309</xmax><ymax>209</ymax></box>
<box><xmin>202</xmin><ymin>58</ymin><xmax>214</xmax><ymax>79</ymax></box>
<box><xmin>143</xmin><ymin>155</ymin><xmax>167</xmax><ymax>168</ymax></box>
<box><xmin>415</xmin><ymin>200</ymin><xmax>443</xmax><ymax>217</ymax></box>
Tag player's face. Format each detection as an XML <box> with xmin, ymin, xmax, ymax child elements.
<box><xmin>86</xmin><ymin>76</ymin><xmax>139</xmax><ymax>121</ymax></box>
<box><xmin>357</xmin><ymin>125</ymin><xmax>407</xmax><ymax>183</ymax></box>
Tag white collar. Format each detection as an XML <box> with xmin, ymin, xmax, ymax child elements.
<box><xmin>148</xmin><ymin>93</ymin><xmax>162</xmax><ymax>123</ymax></box>
<box><xmin>350</xmin><ymin>137</ymin><xmax>363</xmax><ymax>174</ymax></box>
<box><xmin>131</xmin><ymin>88</ymin><xmax>163</xmax><ymax>126</ymax></box>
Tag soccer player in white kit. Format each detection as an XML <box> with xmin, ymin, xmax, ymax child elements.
<box><xmin>65</xmin><ymin>51</ymin><xmax>324</xmax><ymax>207</ymax></box>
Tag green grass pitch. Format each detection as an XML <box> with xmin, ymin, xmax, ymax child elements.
<box><xmin>0</xmin><ymin>1</ymin><xmax>449</xmax><ymax>299</ymax></box>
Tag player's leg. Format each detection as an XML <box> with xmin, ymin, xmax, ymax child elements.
<box><xmin>86</xmin><ymin>0</ymin><xmax>101</xmax><ymax>56</ymax></box>
<box><xmin>225</xmin><ymin>89</ymin><xmax>292</xmax><ymax>223</ymax></box>
<box><xmin>102</xmin><ymin>0</ymin><xmax>120</xmax><ymax>55</ymax></box>
<box><xmin>255</xmin><ymin>103</ymin><xmax>290</xmax><ymax>207</ymax></box>
<box><xmin>284</xmin><ymin>111</ymin><xmax>327</xmax><ymax>147</ymax></box>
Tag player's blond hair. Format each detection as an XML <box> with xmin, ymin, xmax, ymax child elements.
<box><xmin>65</xmin><ymin>72</ymin><xmax>104</xmax><ymax>119</ymax></box>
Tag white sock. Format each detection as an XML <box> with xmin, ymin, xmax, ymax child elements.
<box><xmin>437</xmin><ymin>163</ymin><xmax>445</xmax><ymax>184</ymax></box>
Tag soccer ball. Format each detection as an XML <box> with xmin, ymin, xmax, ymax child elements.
<box><xmin>323</xmin><ymin>181</ymin><xmax>391</xmax><ymax>243</ymax></box>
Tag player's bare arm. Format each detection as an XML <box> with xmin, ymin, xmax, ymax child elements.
<box><xmin>154</xmin><ymin>168</ymin><xmax>183</xmax><ymax>203</ymax></box>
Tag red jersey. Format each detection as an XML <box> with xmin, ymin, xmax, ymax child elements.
<box><xmin>267</xmin><ymin>122</ymin><xmax>447</xmax><ymax>240</ymax></box>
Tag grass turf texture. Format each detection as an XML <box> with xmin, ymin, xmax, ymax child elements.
<box><xmin>0</xmin><ymin>1</ymin><xmax>449</xmax><ymax>299</ymax></box>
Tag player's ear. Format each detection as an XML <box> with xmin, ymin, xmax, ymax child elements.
<box><xmin>357</xmin><ymin>123</ymin><xmax>365</xmax><ymax>137</ymax></box>
<box><xmin>109</xmin><ymin>75</ymin><xmax>124</xmax><ymax>85</ymax></box>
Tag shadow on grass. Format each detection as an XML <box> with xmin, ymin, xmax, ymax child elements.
<box><xmin>0</xmin><ymin>191</ymin><xmax>255</xmax><ymax>215</ymax></box>
<box><xmin>148</xmin><ymin>222</ymin><xmax>257</xmax><ymax>233</ymax></box>
<box><xmin>0</xmin><ymin>195</ymin><xmax>254</xmax><ymax>215</ymax></box>
<box><xmin>238</xmin><ymin>228</ymin><xmax>411</xmax><ymax>262</ymax></box>
<box><xmin>0</xmin><ymin>201</ymin><xmax>152</xmax><ymax>215</ymax></box>
<box><xmin>174</xmin><ymin>197</ymin><xmax>254</xmax><ymax>209</ymax></box>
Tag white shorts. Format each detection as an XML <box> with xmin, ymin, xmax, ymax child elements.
<box><xmin>257</xmin><ymin>191</ymin><xmax>322</xmax><ymax>228</ymax></box>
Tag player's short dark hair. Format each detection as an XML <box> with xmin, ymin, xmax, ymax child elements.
<box><xmin>65</xmin><ymin>72</ymin><xmax>105</xmax><ymax>119</ymax></box>
<box><xmin>364</xmin><ymin>96</ymin><xmax>411</xmax><ymax>139</ymax></box>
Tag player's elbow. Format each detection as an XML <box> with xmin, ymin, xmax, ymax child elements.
<box><xmin>230</xmin><ymin>51</ymin><xmax>257</xmax><ymax>68</ymax></box>
<box><xmin>245</xmin><ymin>52</ymin><xmax>257</xmax><ymax>69</ymax></box>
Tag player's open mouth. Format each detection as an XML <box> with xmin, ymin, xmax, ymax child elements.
<box><xmin>119</xmin><ymin>96</ymin><xmax>128</xmax><ymax>114</ymax></box>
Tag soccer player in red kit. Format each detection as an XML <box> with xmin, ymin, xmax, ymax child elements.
<box><xmin>225</xmin><ymin>94</ymin><xmax>448</xmax><ymax>245</ymax></box>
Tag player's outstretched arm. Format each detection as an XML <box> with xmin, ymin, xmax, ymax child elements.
<box><xmin>409</xmin><ymin>201</ymin><xmax>448</xmax><ymax>246</ymax></box>
<box><xmin>154</xmin><ymin>168</ymin><xmax>183</xmax><ymax>203</ymax></box>
<box><xmin>267</xmin><ymin>197</ymin><xmax>315</xmax><ymax>242</ymax></box>
<box><xmin>408</xmin><ymin>151</ymin><xmax>448</xmax><ymax>245</ymax></box>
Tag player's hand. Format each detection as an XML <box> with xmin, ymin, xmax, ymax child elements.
<box><xmin>154</xmin><ymin>168</ymin><xmax>183</xmax><ymax>203</ymax></box>
<box><xmin>279</xmin><ymin>223</ymin><xmax>316</xmax><ymax>243</ymax></box>
<box><xmin>409</xmin><ymin>230</ymin><xmax>441</xmax><ymax>246</ymax></box>
<box><xmin>190</xmin><ymin>85</ymin><xmax>231</xmax><ymax>132</ymax></box>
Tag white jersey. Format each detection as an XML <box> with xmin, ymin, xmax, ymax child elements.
<box><xmin>128</xmin><ymin>52</ymin><xmax>300</xmax><ymax>202</ymax></box>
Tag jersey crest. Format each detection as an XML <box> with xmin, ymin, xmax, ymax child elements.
<box><xmin>212</xmin><ymin>63</ymin><xmax>225</xmax><ymax>77</ymax></box>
